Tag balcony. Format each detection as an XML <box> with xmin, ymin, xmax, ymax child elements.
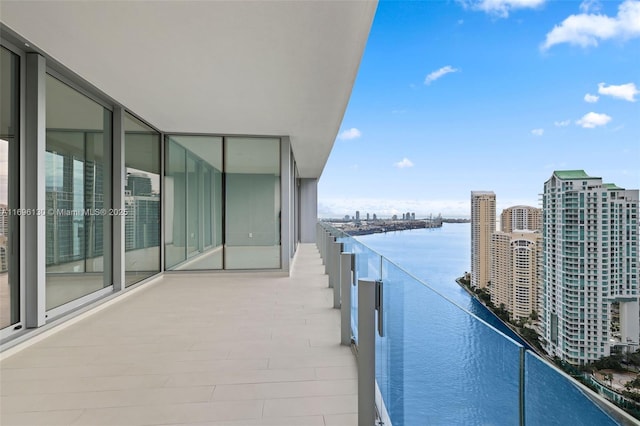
<box><xmin>2</xmin><ymin>223</ymin><xmax>638</xmax><ymax>425</ymax></box>
<box><xmin>0</xmin><ymin>244</ymin><xmax>357</xmax><ymax>425</ymax></box>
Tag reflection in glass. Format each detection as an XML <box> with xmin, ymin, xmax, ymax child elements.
<box><xmin>0</xmin><ymin>47</ymin><xmax>19</xmax><ymax>329</ymax></box>
<box><xmin>165</xmin><ymin>136</ymin><xmax>223</xmax><ymax>270</ymax></box>
<box><xmin>124</xmin><ymin>113</ymin><xmax>160</xmax><ymax>286</ymax></box>
<box><xmin>45</xmin><ymin>75</ymin><xmax>112</xmax><ymax>309</ymax></box>
<box><xmin>225</xmin><ymin>137</ymin><xmax>280</xmax><ymax>269</ymax></box>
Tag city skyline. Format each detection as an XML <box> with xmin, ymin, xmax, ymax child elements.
<box><xmin>318</xmin><ymin>0</ymin><xmax>640</xmax><ymax>218</ymax></box>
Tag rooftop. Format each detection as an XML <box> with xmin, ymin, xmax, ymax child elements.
<box><xmin>554</xmin><ymin>170</ymin><xmax>600</xmax><ymax>180</ymax></box>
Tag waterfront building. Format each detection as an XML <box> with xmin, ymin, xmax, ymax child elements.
<box><xmin>491</xmin><ymin>205</ymin><xmax>542</xmax><ymax>320</ymax></box>
<box><xmin>471</xmin><ymin>191</ymin><xmax>496</xmax><ymax>289</ymax></box>
<box><xmin>501</xmin><ymin>205</ymin><xmax>541</xmax><ymax>233</ymax></box>
<box><xmin>491</xmin><ymin>230</ymin><xmax>542</xmax><ymax>321</ymax></box>
<box><xmin>541</xmin><ymin>170</ymin><xmax>639</xmax><ymax>365</ymax></box>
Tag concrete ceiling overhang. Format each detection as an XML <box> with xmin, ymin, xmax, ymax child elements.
<box><xmin>1</xmin><ymin>0</ymin><xmax>377</xmax><ymax>178</ymax></box>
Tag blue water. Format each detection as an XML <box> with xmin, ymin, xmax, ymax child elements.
<box><xmin>353</xmin><ymin>224</ymin><xmax>619</xmax><ymax>426</ymax></box>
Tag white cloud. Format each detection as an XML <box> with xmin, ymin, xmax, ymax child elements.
<box><xmin>598</xmin><ymin>82</ymin><xmax>639</xmax><ymax>102</ymax></box>
<box><xmin>337</xmin><ymin>128</ymin><xmax>362</xmax><ymax>140</ymax></box>
<box><xmin>554</xmin><ymin>120</ymin><xmax>571</xmax><ymax>127</ymax></box>
<box><xmin>576</xmin><ymin>112</ymin><xmax>612</xmax><ymax>128</ymax></box>
<box><xmin>531</xmin><ymin>128</ymin><xmax>544</xmax><ymax>136</ymax></box>
<box><xmin>541</xmin><ymin>0</ymin><xmax>640</xmax><ymax>50</ymax></box>
<box><xmin>424</xmin><ymin>65</ymin><xmax>459</xmax><ymax>85</ymax></box>
<box><xmin>579</xmin><ymin>0</ymin><xmax>601</xmax><ymax>13</ymax></box>
<box><xmin>459</xmin><ymin>0</ymin><xmax>546</xmax><ymax>18</ymax></box>
<box><xmin>584</xmin><ymin>93</ymin><xmax>599</xmax><ymax>103</ymax></box>
<box><xmin>394</xmin><ymin>158</ymin><xmax>414</xmax><ymax>169</ymax></box>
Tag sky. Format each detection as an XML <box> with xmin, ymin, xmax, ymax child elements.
<box><xmin>318</xmin><ymin>0</ymin><xmax>640</xmax><ymax>219</ymax></box>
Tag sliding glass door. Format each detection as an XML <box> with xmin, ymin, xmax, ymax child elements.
<box><xmin>124</xmin><ymin>113</ymin><xmax>161</xmax><ymax>286</ymax></box>
<box><xmin>165</xmin><ymin>136</ymin><xmax>223</xmax><ymax>270</ymax></box>
<box><xmin>165</xmin><ymin>136</ymin><xmax>280</xmax><ymax>270</ymax></box>
<box><xmin>45</xmin><ymin>74</ymin><xmax>112</xmax><ymax>309</ymax></box>
<box><xmin>0</xmin><ymin>46</ymin><xmax>20</xmax><ymax>329</ymax></box>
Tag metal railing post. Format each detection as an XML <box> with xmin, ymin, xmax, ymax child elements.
<box><xmin>358</xmin><ymin>278</ymin><xmax>377</xmax><ymax>426</ymax></box>
<box><xmin>328</xmin><ymin>240</ymin><xmax>336</xmax><ymax>288</ymax></box>
<box><xmin>324</xmin><ymin>233</ymin><xmax>334</xmax><ymax>275</ymax></box>
<box><xmin>340</xmin><ymin>252</ymin><xmax>354</xmax><ymax>345</ymax></box>
<box><xmin>320</xmin><ymin>229</ymin><xmax>327</xmax><ymax>264</ymax></box>
<box><xmin>332</xmin><ymin>241</ymin><xmax>343</xmax><ymax>308</ymax></box>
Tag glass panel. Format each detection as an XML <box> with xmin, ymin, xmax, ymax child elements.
<box><xmin>187</xmin><ymin>155</ymin><xmax>199</xmax><ymax>256</ymax></box>
<box><xmin>379</xmin><ymin>259</ymin><xmax>521</xmax><ymax>425</ymax></box>
<box><xmin>349</xmin><ymin>239</ymin><xmax>382</xmax><ymax>343</ymax></box>
<box><xmin>124</xmin><ymin>113</ymin><xmax>160</xmax><ymax>286</ymax></box>
<box><xmin>45</xmin><ymin>74</ymin><xmax>112</xmax><ymax>309</ymax></box>
<box><xmin>165</xmin><ymin>135</ymin><xmax>222</xmax><ymax>270</ymax></box>
<box><xmin>225</xmin><ymin>137</ymin><xmax>280</xmax><ymax>269</ymax></box>
<box><xmin>525</xmin><ymin>351</ymin><xmax>618</xmax><ymax>425</ymax></box>
<box><xmin>165</xmin><ymin>139</ymin><xmax>186</xmax><ymax>268</ymax></box>
<box><xmin>0</xmin><ymin>47</ymin><xmax>19</xmax><ymax>329</ymax></box>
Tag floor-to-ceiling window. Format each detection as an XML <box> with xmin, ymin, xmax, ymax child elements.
<box><xmin>165</xmin><ymin>136</ymin><xmax>223</xmax><ymax>270</ymax></box>
<box><xmin>165</xmin><ymin>136</ymin><xmax>281</xmax><ymax>270</ymax></box>
<box><xmin>124</xmin><ymin>113</ymin><xmax>160</xmax><ymax>286</ymax></box>
<box><xmin>0</xmin><ymin>46</ymin><xmax>19</xmax><ymax>329</ymax></box>
<box><xmin>225</xmin><ymin>137</ymin><xmax>280</xmax><ymax>269</ymax></box>
<box><xmin>45</xmin><ymin>74</ymin><xmax>112</xmax><ymax>309</ymax></box>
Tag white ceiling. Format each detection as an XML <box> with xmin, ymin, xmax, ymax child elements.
<box><xmin>1</xmin><ymin>0</ymin><xmax>377</xmax><ymax>178</ymax></box>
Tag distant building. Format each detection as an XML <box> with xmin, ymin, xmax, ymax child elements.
<box><xmin>125</xmin><ymin>174</ymin><xmax>160</xmax><ymax>251</ymax></box>
<box><xmin>0</xmin><ymin>204</ymin><xmax>8</xmax><ymax>236</ymax></box>
<box><xmin>126</xmin><ymin>172</ymin><xmax>153</xmax><ymax>196</ymax></box>
<box><xmin>471</xmin><ymin>191</ymin><xmax>496</xmax><ymax>289</ymax></box>
<box><xmin>500</xmin><ymin>205</ymin><xmax>541</xmax><ymax>233</ymax></box>
<box><xmin>366</xmin><ymin>213</ymin><xmax>370</xmax><ymax>221</ymax></box>
<box><xmin>411</xmin><ymin>212</ymin><xmax>415</xmax><ymax>221</ymax></box>
<box><xmin>491</xmin><ymin>230</ymin><xmax>541</xmax><ymax>321</ymax></box>
<box><xmin>392</xmin><ymin>214</ymin><xmax>398</xmax><ymax>221</ymax></box>
<box><xmin>355</xmin><ymin>210</ymin><xmax>360</xmax><ymax>221</ymax></box>
<box><xmin>541</xmin><ymin>170</ymin><xmax>639</xmax><ymax>365</ymax></box>
<box><xmin>373</xmin><ymin>214</ymin><xmax>377</xmax><ymax>221</ymax></box>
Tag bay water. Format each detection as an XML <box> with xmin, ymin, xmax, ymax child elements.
<box><xmin>354</xmin><ymin>223</ymin><xmax>619</xmax><ymax>426</ymax></box>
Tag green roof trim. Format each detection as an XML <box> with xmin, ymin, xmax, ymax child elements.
<box><xmin>603</xmin><ymin>183</ymin><xmax>624</xmax><ymax>190</ymax></box>
<box><xmin>554</xmin><ymin>170</ymin><xmax>600</xmax><ymax>180</ymax></box>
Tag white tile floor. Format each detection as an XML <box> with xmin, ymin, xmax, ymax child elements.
<box><xmin>0</xmin><ymin>244</ymin><xmax>357</xmax><ymax>426</ymax></box>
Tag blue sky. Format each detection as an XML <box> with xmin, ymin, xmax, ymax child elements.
<box><xmin>318</xmin><ymin>0</ymin><xmax>640</xmax><ymax>218</ymax></box>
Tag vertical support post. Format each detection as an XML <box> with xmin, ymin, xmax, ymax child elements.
<box><xmin>320</xmin><ymin>228</ymin><xmax>327</xmax><ymax>265</ymax></box>
<box><xmin>24</xmin><ymin>53</ymin><xmax>46</xmax><ymax>328</ymax></box>
<box><xmin>340</xmin><ymin>252</ymin><xmax>354</xmax><ymax>346</ymax></box>
<box><xmin>280</xmin><ymin>137</ymin><xmax>291</xmax><ymax>272</ymax></box>
<box><xmin>324</xmin><ymin>233</ymin><xmax>334</xmax><ymax>276</ymax></box>
<box><xmin>332</xmin><ymin>241</ymin><xmax>343</xmax><ymax>308</ymax></box>
<box><xmin>519</xmin><ymin>346</ymin><xmax>526</xmax><ymax>426</ymax></box>
<box><xmin>112</xmin><ymin>106</ymin><xmax>125</xmax><ymax>292</ymax></box>
<box><xmin>358</xmin><ymin>278</ymin><xmax>377</xmax><ymax>426</ymax></box>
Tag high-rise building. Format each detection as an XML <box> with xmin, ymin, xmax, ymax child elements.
<box><xmin>541</xmin><ymin>170</ymin><xmax>639</xmax><ymax>365</ymax></box>
<box><xmin>471</xmin><ymin>191</ymin><xmax>496</xmax><ymax>289</ymax></box>
<box><xmin>491</xmin><ymin>230</ymin><xmax>541</xmax><ymax>321</ymax></box>
<box><xmin>501</xmin><ymin>205</ymin><xmax>541</xmax><ymax>233</ymax></box>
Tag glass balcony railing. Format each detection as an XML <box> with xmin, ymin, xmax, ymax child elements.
<box><xmin>317</xmin><ymin>221</ymin><xmax>632</xmax><ymax>426</ymax></box>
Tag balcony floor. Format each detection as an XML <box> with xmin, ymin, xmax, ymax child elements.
<box><xmin>0</xmin><ymin>244</ymin><xmax>357</xmax><ymax>426</ymax></box>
